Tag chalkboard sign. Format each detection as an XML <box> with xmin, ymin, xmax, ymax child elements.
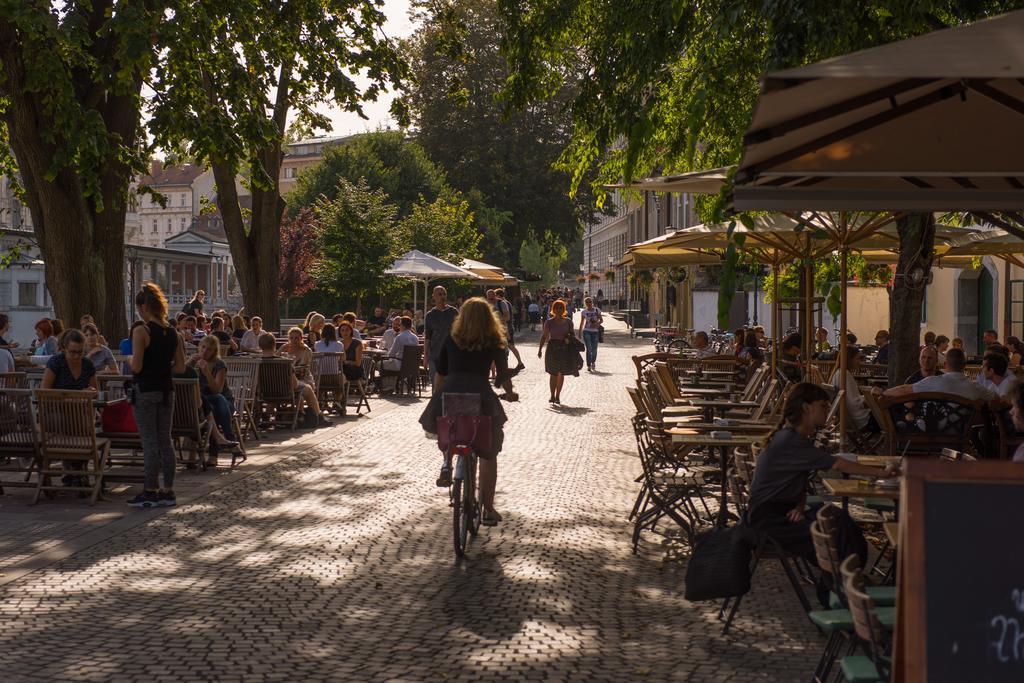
<box><xmin>896</xmin><ymin>460</ymin><xmax>1024</xmax><ymax>682</ymax></box>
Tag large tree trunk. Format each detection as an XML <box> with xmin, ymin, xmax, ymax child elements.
<box><xmin>1</xmin><ymin>60</ymin><xmax>137</xmax><ymax>344</ymax></box>
<box><xmin>889</xmin><ymin>213</ymin><xmax>936</xmax><ymax>385</ymax></box>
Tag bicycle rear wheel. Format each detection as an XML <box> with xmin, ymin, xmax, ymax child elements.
<box><xmin>452</xmin><ymin>473</ymin><xmax>466</xmax><ymax>557</ymax></box>
<box><xmin>465</xmin><ymin>455</ymin><xmax>480</xmax><ymax>537</ymax></box>
<box><xmin>668</xmin><ymin>339</ymin><xmax>691</xmax><ymax>353</ymax></box>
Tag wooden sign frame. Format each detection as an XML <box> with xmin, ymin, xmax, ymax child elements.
<box><xmin>895</xmin><ymin>459</ymin><xmax>1024</xmax><ymax>682</ymax></box>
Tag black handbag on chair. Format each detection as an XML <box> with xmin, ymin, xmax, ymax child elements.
<box><xmin>684</xmin><ymin>525</ymin><xmax>756</xmax><ymax>601</ymax></box>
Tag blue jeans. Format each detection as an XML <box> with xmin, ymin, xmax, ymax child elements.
<box><xmin>203</xmin><ymin>393</ymin><xmax>236</xmax><ymax>441</ymax></box>
<box><xmin>582</xmin><ymin>330</ymin><xmax>600</xmax><ymax>367</ymax></box>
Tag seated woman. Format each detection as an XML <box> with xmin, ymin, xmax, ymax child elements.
<box><xmin>231</xmin><ymin>315</ymin><xmax>248</xmax><ymax>348</ymax></box>
<box><xmin>189</xmin><ymin>336</ymin><xmax>241</xmax><ymax>466</ymax></box>
<box><xmin>281</xmin><ymin>326</ymin><xmax>314</xmax><ymax>386</ymax></box>
<box><xmin>83</xmin><ymin>323</ymin><xmax>118</xmax><ymax>373</ymax></box>
<box><xmin>314</xmin><ymin>323</ymin><xmax>344</xmax><ymax>354</ymax></box>
<box><xmin>747</xmin><ymin>383</ymin><xmax>897</xmax><ymax>598</ymax></box>
<box><xmin>305</xmin><ymin>313</ymin><xmax>326</xmax><ymax>349</ymax></box>
<box><xmin>19</xmin><ymin>318</ymin><xmax>58</xmax><ymax>365</ymax></box>
<box><xmin>337</xmin><ymin>321</ymin><xmax>364</xmax><ymax>383</ymax></box>
<box><xmin>257</xmin><ymin>332</ymin><xmax>332</xmax><ymax>427</ymax></box>
<box><xmin>41</xmin><ymin>329</ymin><xmax>99</xmax><ymax>489</ymax></box>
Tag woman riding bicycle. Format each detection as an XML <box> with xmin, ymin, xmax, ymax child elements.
<box><xmin>420</xmin><ymin>297</ymin><xmax>517</xmax><ymax>526</ymax></box>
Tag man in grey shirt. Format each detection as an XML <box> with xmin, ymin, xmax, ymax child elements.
<box><xmin>424</xmin><ymin>286</ymin><xmax>458</xmax><ymax>387</ymax></box>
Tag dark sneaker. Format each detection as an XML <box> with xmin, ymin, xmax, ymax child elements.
<box><xmin>481</xmin><ymin>509</ymin><xmax>502</xmax><ymax>526</ymax></box>
<box><xmin>127</xmin><ymin>491</ymin><xmax>160</xmax><ymax>508</ymax></box>
<box><xmin>436</xmin><ymin>465</ymin><xmax>452</xmax><ymax>488</ymax></box>
<box><xmin>317</xmin><ymin>415</ymin><xmax>334</xmax><ymax>427</ymax></box>
<box><xmin>157</xmin><ymin>491</ymin><xmax>177</xmax><ymax>507</ymax></box>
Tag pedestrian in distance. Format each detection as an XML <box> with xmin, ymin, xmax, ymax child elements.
<box><xmin>578</xmin><ymin>296</ymin><xmax>603</xmax><ymax>372</ymax></box>
<box><xmin>538</xmin><ymin>299</ymin><xmax>580</xmax><ymax>404</ymax></box>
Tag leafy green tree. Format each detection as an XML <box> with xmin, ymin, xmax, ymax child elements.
<box><xmin>0</xmin><ymin>2</ymin><xmax>159</xmax><ymax>340</ymax></box>
<box><xmin>314</xmin><ymin>179</ymin><xmax>405</xmax><ymax>308</ymax></box>
<box><xmin>288</xmin><ymin>131</ymin><xmax>446</xmax><ymax>218</ymax></box>
<box><xmin>498</xmin><ymin>0</ymin><xmax>1023</xmax><ymax>382</ymax></box>
<box><xmin>403</xmin><ymin>0</ymin><xmax>599</xmax><ymax>265</ymax></box>
<box><xmin>519</xmin><ymin>237</ymin><xmax>565</xmax><ymax>286</ymax></box>
<box><xmin>400</xmin><ymin>192</ymin><xmax>481</xmax><ymax>262</ymax></box>
<box><xmin>151</xmin><ymin>0</ymin><xmax>407</xmax><ymax>331</ymax></box>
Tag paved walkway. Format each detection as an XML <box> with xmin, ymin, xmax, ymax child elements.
<box><xmin>0</xmin><ymin>317</ymin><xmax>822</xmax><ymax>681</ymax></box>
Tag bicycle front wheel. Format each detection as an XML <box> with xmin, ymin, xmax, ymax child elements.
<box><xmin>465</xmin><ymin>455</ymin><xmax>480</xmax><ymax>537</ymax></box>
<box><xmin>668</xmin><ymin>339</ymin><xmax>691</xmax><ymax>353</ymax></box>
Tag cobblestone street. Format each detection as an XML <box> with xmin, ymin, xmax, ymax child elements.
<box><xmin>0</xmin><ymin>318</ymin><xmax>822</xmax><ymax>681</ymax></box>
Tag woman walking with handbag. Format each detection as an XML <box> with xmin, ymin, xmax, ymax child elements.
<box><xmin>127</xmin><ymin>282</ymin><xmax>186</xmax><ymax>508</ymax></box>
<box><xmin>537</xmin><ymin>299</ymin><xmax>580</xmax><ymax>404</ymax></box>
<box><xmin>578</xmin><ymin>296</ymin><xmax>603</xmax><ymax>372</ymax></box>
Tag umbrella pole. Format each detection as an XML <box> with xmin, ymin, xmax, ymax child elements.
<box><xmin>839</xmin><ymin>246</ymin><xmax>849</xmax><ymax>449</ymax></box>
<box><xmin>804</xmin><ymin>246</ymin><xmax>814</xmax><ymax>379</ymax></box>
<box><xmin>771</xmin><ymin>256</ymin><xmax>780</xmax><ymax>380</ymax></box>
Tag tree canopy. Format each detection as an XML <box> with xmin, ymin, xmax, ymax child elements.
<box><xmin>402</xmin><ymin>0</ymin><xmax>599</xmax><ymax>265</ymax></box>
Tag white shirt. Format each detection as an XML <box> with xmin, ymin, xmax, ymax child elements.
<box><xmin>913</xmin><ymin>371</ymin><xmax>996</xmax><ymax>402</ymax></box>
<box><xmin>695</xmin><ymin>345</ymin><xmax>716</xmax><ymax>359</ymax></box>
<box><xmin>832</xmin><ymin>370</ymin><xmax>871</xmax><ymax>429</ymax></box>
<box><xmin>240</xmin><ymin>329</ymin><xmax>261</xmax><ymax>351</ymax></box>
<box><xmin>977</xmin><ymin>373</ymin><xmax>1018</xmax><ymax>400</ymax></box>
<box><xmin>387</xmin><ymin>330</ymin><xmax>419</xmax><ymax>360</ymax></box>
<box><xmin>380</xmin><ymin>328</ymin><xmax>398</xmax><ymax>353</ymax></box>
<box><xmin>314</xmin><ymin>340</ymin><xmax>344</xmax><ymax>354</ymax></box>
<box><xmin>0</xmin><ymin>347</ymin><xmax>14</xmax><ymax>373</ymax></box>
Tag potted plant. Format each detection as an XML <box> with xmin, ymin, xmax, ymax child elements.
<box><xmin>628</xmin><ymin>269</ymin><xmax>653</xmax><ymax>292</ymax></box>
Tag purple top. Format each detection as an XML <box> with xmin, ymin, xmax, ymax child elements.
<box><xmin>544</xmin><ymin>317</ymin><xmax>572</xmax><ymax>341</ymax></box>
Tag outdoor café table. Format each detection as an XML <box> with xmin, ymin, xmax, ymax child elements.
<box><xmin>683</xmin><ymin>398</ymin><xmax>761</xmax><ymax>422</ymax></box>
<box><xmin>662</xmin><ymin>418</ymin><xmax>772</xmax><ymax>435</ymax></box>
<box><xmin>823</xmin><ymin>477</ymin><xmax>901</xmax><ymax>500</ymax></box>
<box><xmin>667</xmin><ymin>430</ymin><xmax>762</xmax><ymax>526</ymax></box>
<box><xmin>856</xmin><ymin>455</ymin><xmax>901</xmax><ymax>468</ymax></box>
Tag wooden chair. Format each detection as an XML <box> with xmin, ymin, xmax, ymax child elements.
<box><xmin>224</xmin><ymin>357</ymin><xmax>261</xmax><ymax>438</ymax></box>
<box><xmin>96</xmin><ymin>374</ymin><xmax>133</xmax><ymax>400</ymax></box>
<box><xmin>345</xmin><ymin>354</ymin><xmax>374</xmax><ymax>414</ymax></box>
<box><xmin>171</xmin><ymin>378</ymin><xmax>211</xmax><ymax>468</ymax></box>
<box><xmin>810</xmin><ymin>359</ymin><xmax>837</xmax><ymax>383</ymax></box>
<box><xmin>0</xmin><ymin>372</ymin><xmax>28</xmax><ymax>389</ymax></box>
<box><xmin>32</xmin><ymin>389</ymin><xmax>109</xmax><ymax>505</ymax></box>
<box><xmin>839</xmin><ymin>555</ymin><xmax>892</xmax><ymax>683</ymax></box>
<box><xmin>224</xmin><ymin>370</ymin><xmax>253</xmax><ymax>457</ymax></box>
<box><xmin>380</xmin><ymin>345</ymin><xmax>424</xmax><ymax>397</ymax></box>
<box><xmin>312</xmin><ymin>352</ymin><xmax>347</xmax><ymax>416</ymax></box>
<box><xmin>963</xmin><ymin>364</ymin><xmax>983</xmax><ymax>380</ymax></box>
<box><xmin>993</xmin><ymin>406</ymin><xmax>1024</xmax><ymax>460</ymax></box>
<box><xmin>632</xmin><ymin>352</ymin><xmax>676</xmax><ymax>381</ymax></box>
<box><xmin>876</xmin><ymin>391</ymin><xmax>984</xmax><ymax>457</ymax></box>
<box><xmin>0</xmin><ymin>388</ymin><xmax>40</xmax><ymax>493</ymax></box>
<box><xmin>256</xmin><ymin>358</ymin><xmax>303</xmax><ymax>430</ymax></box>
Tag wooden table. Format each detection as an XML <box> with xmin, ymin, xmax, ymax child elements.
<box><xmin>823</xmin><ymin>477</ymin><xmax>901</xmax><ymax>500</ymax></box>
<box><xmin>856</xmin><ymin>455</ymin><xmax>901</xmax><ymax>468</ymax></box>
<box><xmin>668</xmin><ymin>431</ymin><xmax>762</xmax><ymax>526</ymax></box>
<box><xmin>663</xmin><ymin>419</ymin><xmax>772</xmax><ymax>434</ymax></box>
<box><xmin>884</xmin><ymin>521</ymin><xmax>900</xmax><ymax>548</ymax></box>
<box><xmin>683</xmin><ymin>398</ymin><xmax>762</xmax><ymax>422</ymax></box>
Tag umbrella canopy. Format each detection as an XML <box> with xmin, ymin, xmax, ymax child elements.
<box><xmin>606</xmin><ymin>167</ymin><xmax>733</xmax><ymax>195</ymax></box>
<box><xmin>619</xmin><ymin>231</ymin><xmax>723</xmax><ymax>268</ymax></box>
<box><xmin>385</xmin><ymin>250</ymin><xmax>479</xmax><ymax>280</ymax></box>
<box><xmin>733</xmin><ymin>10</ymin><xmax>1024</xmax><ymax>213</ymax></box>
<box><xmin>459</xmin><ymin>258</ymin><xmax>519</xmax><ymax>285</ymax></box>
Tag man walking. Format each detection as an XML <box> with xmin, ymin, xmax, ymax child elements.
<box><xmin>424</xmin><ymin>286</ymin><xmax>458</xmax><ymax>387</ymax></box>
<box><xmin>496</xmin><ymin>288</ymin><xmax>526</xmax><ymax>371</ymax></box>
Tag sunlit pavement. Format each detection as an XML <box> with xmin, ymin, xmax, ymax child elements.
<box><xmin>0</xmin><ymin>317</ymin><xmax>820</xmax><ymax>681</ymax></box>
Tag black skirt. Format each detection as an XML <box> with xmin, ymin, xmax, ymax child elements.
<box><xmin>544</xmin><ymin>339</ymin><xmax>579</xmax><ymax>376</ymax></box>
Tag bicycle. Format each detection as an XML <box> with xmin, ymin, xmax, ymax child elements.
<box><xmin>437</xmin><ymin>393</ymin><xmax>492</xmax><ymax>558</ymax></box>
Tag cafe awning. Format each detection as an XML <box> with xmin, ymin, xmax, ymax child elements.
<box><xmin>733</xmin><ymin>10</ymin><xmax>1024</xmax><ymax>213</ymax></box>
<box><xmin>606</xmin><ymin>167</ymin><xmax>733</xmax><ymax>194</ymax></box>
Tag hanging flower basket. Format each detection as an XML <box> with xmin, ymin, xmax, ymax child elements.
<box><xmin>628</xmin><ymin>269</ymin><xmax>653</xmax><ymax>292</ymax></box>
<box><xmin>587</xmin><ymin>272</ymin><xmax>601</xmax><ymax>281</ymax></box>
<box><xmin>575</xmin><ymin>274</ymin><xmax>587</xmax><ymax>283</ymax></box>
<box><xmin>604</xmin><ymin>269</ymin><xmax>616</xmax><ymax>282</ymax></box>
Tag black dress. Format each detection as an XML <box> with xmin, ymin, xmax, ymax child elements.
<box><xmin>342</xmin><ymin>339</ymin><xmax>364</xmax><ymax>381</ymax></box>
<box><xmin>418</xmin><ymin>336</ymin><xmax>510</xmax><ymax>457</ymax></box>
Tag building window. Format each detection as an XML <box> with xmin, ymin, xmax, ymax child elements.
<box><xmin>17</xmin><ymin>281</ymin><xmax>38</xmax><ymax>307</ymax></box>
<box><xmin>180</xmin><ymin>216</ymin><xmax>186</xmax><ymax>229</ymax></box>
<box><xmin>151</xmin><ymin>219</ymin><xmax>158</xmax><ymax>234</ymax></box>
<box><xmin>1011</xmin><ymin>280</ymin><xmax>1024</xmax><ymax>341</ymax></box>
<box><xmin>285</xmin><ymin>167</ymin><xmax>296</xmax><ymax>179</ymax></box>
<box><xmin>180</xmin><ymin>193</ymin><xmax>186</xmax><ymax>207</ymax></box>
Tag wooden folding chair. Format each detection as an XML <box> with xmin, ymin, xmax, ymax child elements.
<box><xmin>0</xmin><ymin>372</ymin><xmax>28</xmax><ymax>389</ymax></box>
<box><xmin>32</xmin><ymin>389</ymin><xmax>109</xmax><ymax>505</ymax></box>
<box><xmin>312</xmin><ymin>352</ymin><xmax>347</xmax><ymax>416</ymax></box>
<box><xmin>838</xmin><ymin>556</ymin><xmax>892</xmax><ymax>683</ymax></box>
<box><xmin>0</xmin><ymin>388</ymin><xmax>40</xmax><ymax>493</ymax></box>
<box><xmin>256</xmin><ymin>359</ymin><xmax>303</xmax><ymax>430</ymax></box>
<box><xmin>225</xmin><ymin>357</ymin><xmax>262</xmax><ymax>438</ymax></box>
<box><xmin>172</xmin><ymin>378</ymin><xmax>211</xmax><ymax>469</ymax></box>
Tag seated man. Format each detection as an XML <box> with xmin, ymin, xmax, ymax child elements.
<box><xmin>365</xmin><ymin>307</ymin><xmax>388</xmax><ymax>336</ymax></box>
<box><xmin>239</xmin><ymin>316</ymin><xmax>264</xmax><ymax>353</ymax></box>
<box><xmin>872</xmin><ymin>329</ymin><xmax>890</xmax><ymax>365</ymax></box>
<box><xmin>181</xmin><ymin>315</ymin><xmax>205</xmax><ymax>342</ymax></box>
<box><xmin>977</xmin><ymin>350</ymin><xmax>1017</xmax><ymax>401</ymax></box>
<box><xmin>693</xmin><ymin>331</ymin><xmax>716</xmax><ymax>359</ymax></box>
<box><xmin>884</xmin><ymin>348</ymin><xmax>996</xmax><ymax>403</ymax></box>
<box><xmin>779</xmin><ymin>332</ymin><xmax>802</xmax><ymax>383</ymax></box>
<box><xmin>381</xmin><ymin>317</ymin><xmax>419</xmax><ymax>373</ymax></box>
<box><xmin>904</xmin><ymin>344</ymin><xmax>942</xmax><ymax>384</ymax></box>
<box><xmin>256</xmin><ymin>332</ymin><xmax>331</xmax><ymax>427</ymax></box>
<box><xmin>832</xmin><ymin>345</ymin><xmax>881</xmax><ymax>433</ymax></box>
<box><xmin>379</xmin><ymin>316</ymin><xmax>402</xmax><ymax>353</ymax></box>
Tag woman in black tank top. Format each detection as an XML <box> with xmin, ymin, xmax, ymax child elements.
<box><xmin>127</xmin><ymin>282</ymin><xmax>185</xmax><ymax>509</ymax></box>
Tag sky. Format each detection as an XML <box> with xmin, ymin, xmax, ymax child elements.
<box><xmin>313</xmin><ymin>0</ymin><xmax>417</xmax><ymax>138</ymax></box>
